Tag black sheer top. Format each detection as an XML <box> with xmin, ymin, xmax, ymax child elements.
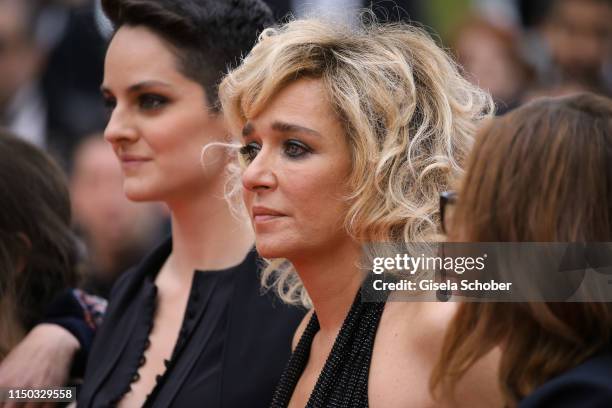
<box><xmin>78</xmin><ymin>238</ymin><xmax>304</xmax><ymax>408</ymax></box>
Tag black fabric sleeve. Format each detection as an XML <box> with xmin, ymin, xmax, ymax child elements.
<box><xmin>40</xmin><ymin>289</ymin><xmax>107</xmax><ymax>377</ymax></box>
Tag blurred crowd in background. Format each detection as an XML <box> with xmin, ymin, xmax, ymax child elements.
<box><xmin>1</xmin><ymin>0</ymin><xmax>611</xmax><ymax>299</ymax></box>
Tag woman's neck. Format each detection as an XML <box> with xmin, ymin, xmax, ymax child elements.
<box><xmin>292</xmin><ymin>240</ymin><xmax>364</xmax><ymax>337</ymax></box>
<box><xmin>164</xmin><ymin>179</ymin><xmax>254</xmax><ymax>278</ymax></box>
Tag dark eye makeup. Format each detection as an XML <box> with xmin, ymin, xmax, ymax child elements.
<box><xmin>100</xmin><ymin>91</ymin><xmax>169</xmax><ymax>115</ymax></box>
<box><xmin>239</xmin><ymin>142</ymin><xmax>261</xmax><ymax>163</ymax></box>
<box><xmin>283</xmin><ymin>139</ymin><xmax>312</xmax><ymax>158</ymax></box>
<box><xmin>138</xmin><ymin>93</ymin><xmax>169</xmax><ymax>111</ymax></box>
<box><xmin>239</xmin><ymin>139</ymin><xmax>313</xmax><ymax>164</ymax></box>
<box><xmin>102</xmin><ymin>95</ymin><xmax>116</xmax><ymax>111</ymax></box>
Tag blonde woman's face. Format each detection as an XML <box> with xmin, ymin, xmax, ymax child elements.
<box><xmin>102</xmin><ymin>26</ymin><xmax>225</xmax><ymax>203</ymax></box>
<box><xmin>240</xmin><ymin>78</ymin><xmax>353</xmax><ymax>261</ymax></box>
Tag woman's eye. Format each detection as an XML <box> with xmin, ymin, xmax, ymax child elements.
<box><xmin>284</xmin><ymin>140</ymin><xmax>311</xmax><ymax>158</ymax></box>
<box><xmin>139</xmin><ymin>94</ymin><xmax>168</xmax><ymax>111</ymax></box>
<box><xmin>239</xmin><ymin>142</ymin><xmax>261</xmax><ymax>163</ymax></box>
<box><xmin>103</xmin><ymin>96</ymin><xmax>116</xmax><ymax>111</ymax></box>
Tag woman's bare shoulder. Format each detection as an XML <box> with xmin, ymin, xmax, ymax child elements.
<box><xmin>368</xmin><ymin>301</ymin><xmax>502</xmax><ymax>407</ymax></box>
<box><xmin>378</xmin><ymin>301</ymin><xmax>458</xmax><ymax>348</ymax></box>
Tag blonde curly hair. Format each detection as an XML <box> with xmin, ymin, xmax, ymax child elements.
<box><xmin>219</xmin><ymin>15</ymin><xmax>493</xmax><ymax>308</ymax></box>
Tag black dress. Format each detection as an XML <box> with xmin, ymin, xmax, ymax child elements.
<box><xmin>518</xmin><ymin>351</ymin><xmax>612</xmax><ymax>408</ymax></box>
<box><xmin>270</xmin><ymin>290</ymin><xmax>386</xmax><ymax>408</ymax></box>
<box><xmin>77</xmin><ymin>238</ymin><xmax>304</xmax><ymax>407</ymax></box>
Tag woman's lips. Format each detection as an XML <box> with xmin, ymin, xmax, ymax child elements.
<box><xmin>253</xmin><ymin>214</ymin><xmax>284</xmax><ymax>223</ymax></box>
<box><xmin>251</xmin><ymin>206</ymin><xmax>286</xmax><ymax>223</ymax></box>
<box><xmin>118</xmin><ymin>154</ymin><xmax>151</xmax><ymax>170</ymax></box>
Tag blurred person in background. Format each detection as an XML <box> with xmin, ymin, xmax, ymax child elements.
<box><xmin>539</xmin><ymin>0</ymin><xmax>612</xmax><ymax>96</ymax></box>
<box><xmin>70</xmin><ymin>134</ymin><xmax>167</xmax><ymax>298</ymax></box>
<box><xmin>0</xmin><ymin>0</ymin><xmax>108</xmax><ymax>166</ymax></box>
<box><xmin>451</xmin><ymin>15</ymin><xmax>534</xmax><ymax>113</ymax></box>
<box><xmin>40</xmin><ymin>0</ymin><xmax>110</xmax><ymax>164</ymax></box>
<box><xmin>0</xmin><ymin>130</ymin><xmax>80</xmax><ymax>382</ymax></box>
<box><xmin>0</xmin><ymin>0</ymin><xmax>48</xmax><ymax>148</ymax></box>
<box><xmin>431</xmin><ymin>93</ymin><xmax>612</xmax><ymax>407</ymax></box>
<box><xmin>431</xmin><ymin>0</ymin><xmax>612</xmax><ymax>101</ymax></box>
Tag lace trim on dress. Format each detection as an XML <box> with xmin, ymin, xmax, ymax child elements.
<box><xmin>142</xmin><ymin>276</ymin><xmax>203</xmax><ymax>406</ymax></box>
<box><xmin>108</xmin><ymin>282</ymin><xmax>158</xmax><ymax>406</ymax></box>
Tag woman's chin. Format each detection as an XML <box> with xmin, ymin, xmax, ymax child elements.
<box><xmin>255</xmin><ymin>240</ymin><xmax>293</xmax><ymax>260</ymax></box>
<box><xmin>123</xmin><ymin>184</ymin><xmax>159</xmax><ymax>203</ymax></box>
<box><xmin>255</xmin><ymin>246</ymin><xmax>282</xmax><ymax>260</ymax></box>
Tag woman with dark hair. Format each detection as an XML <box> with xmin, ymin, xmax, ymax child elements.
<box><xmin>73</xmin><ymin>0</ymin><xmax>304</xmax><ymax>407</ymax></box>
<box><xmin>431</xmin><ymin>93</ymin><xmax>612</xmax><ymax>407</ymax></box>
<box><xmin>0</xmin><ymin>131</ymin><xmax>79</xmax><ymax>359</ymax></box>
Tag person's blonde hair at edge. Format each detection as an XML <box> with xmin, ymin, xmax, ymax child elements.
<box><xmin>219</xmin><ymin>14</ymin><xmax>493</xmax><ymax>308</ymax></box>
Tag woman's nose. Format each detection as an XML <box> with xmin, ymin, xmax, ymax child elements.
<box><xmin>241</xmin><ymin>148</ymin><xmax>277</xmax><ymax>192</ymax></box>
<box><xmin>104</xmin><ymin>107</ymin><xmax>138</xmax><ymax>145</ymax></box>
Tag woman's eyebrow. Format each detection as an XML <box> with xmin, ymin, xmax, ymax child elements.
<box><xmin>242</xmin><ymin>122</ymin><xmax>255</xmax><ymax>137</ymax></box>
<box><xmin>100</xmin><ymin>80</ymin><xmax>172</xmax><ymax>95</ymax></box>
<box><xmin>271</xmin><ymin>121</ymin><xmax>321</xmax><ymax>137</ymax></box>
<box><xmin>242</xmin><ymin>121</ymin><xmax>321</xmax><ymax>138</ymax></box>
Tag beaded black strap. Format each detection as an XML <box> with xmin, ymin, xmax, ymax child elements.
<box><xmin>270</xmin><ymin>290</ymin><xmax>386</xmax><ymax>408</ymax></box>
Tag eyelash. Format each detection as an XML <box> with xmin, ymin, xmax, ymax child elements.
<box><xmin>101</xmin><ymin>93</ymin><xmax>169</xmax><ymax>114</ymax></box>
<box><xmin>103</xmin><ymin>96</ymin><xmax>116</xmax><ymax>112</ymax></box>
<box><xmin>239</xmin><ymin>142</ymin><xmax>260</xmax><ymax>163</ymax></box>
<box><xmin>239</xmin><ymin>140</ymin><xmax>312</xmax><ymax>164</ymax></box>
<box><xmin>138</xmin><ymin>94</ymin><xmax>168</xmax><ymax>111</ymax></box>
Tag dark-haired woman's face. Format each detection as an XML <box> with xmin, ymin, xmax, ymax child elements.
<box><xmin>102</xmin><ymin>26</ymin><xmax>226</xmax><ymax>203</ymax></box>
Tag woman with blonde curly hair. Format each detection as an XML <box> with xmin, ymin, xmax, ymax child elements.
<box><xmin>220</xmin><ymin>16</ymin><xmax>501</xmax><ymax>407</ymax></box>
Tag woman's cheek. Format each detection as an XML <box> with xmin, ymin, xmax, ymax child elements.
<box><xmin>242</xmin><ymin>189</ymin><xmax>254</xmax><ymax>210</ymax></box>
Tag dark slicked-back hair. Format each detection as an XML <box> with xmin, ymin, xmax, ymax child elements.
<box><xmin>102</xmin><ymin>0</ymin><xmax>274</xmax><ymax>110</ymax></box>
